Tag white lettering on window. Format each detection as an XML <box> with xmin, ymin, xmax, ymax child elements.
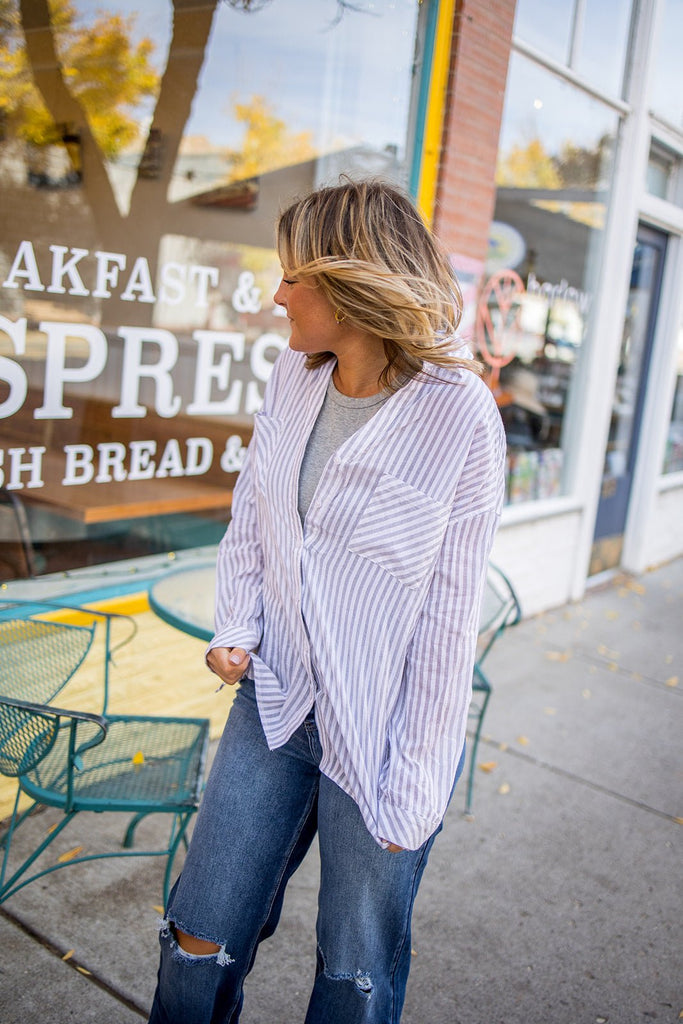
<box><xmin>0</xmin><ymin>316</ymin><xmax>28</xmax><ymax>419</ymax></box>
<box><xmin>112</xmin><ymin>327</ymin><xmax>181</xmax><ymax>419</ymax></box>
<box><xmin>2</xmin><ymin>240</ymin><xmax>45</xmax><ymax>292</ymax></box>
<box><xmin>34</xmin><ymin>322</ymin><xmax>108</xmax><ymax>420</ymax></box>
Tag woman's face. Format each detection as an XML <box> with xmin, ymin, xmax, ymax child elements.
<box><xmin>273</xmin><ymin>275</ymin><xmax>340</xmax><ymax>355</ymax></box>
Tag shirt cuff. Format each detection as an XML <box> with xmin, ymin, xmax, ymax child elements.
<box><xmin>375</xmin><ymin>795</ymin><xmax>441</xmax><ymax>852</ymax></box>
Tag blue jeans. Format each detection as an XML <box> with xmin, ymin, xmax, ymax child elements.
<box><xmin>148</xmin><ymin>679</ymin><xmax>463</xmax><ymax>1024</ymax></box>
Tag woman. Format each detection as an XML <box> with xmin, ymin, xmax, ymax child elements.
<box><xmin>149</xmin><ymin>180</ymin><xmax>506</xmax><ymax>1024</ymax></box>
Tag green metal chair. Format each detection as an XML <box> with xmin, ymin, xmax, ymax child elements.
<box><xmin>465</xmin><ymin>563</ymin><xmax>522</xmax><ymax>815</ymax></box>
<box><xmin>0</xmin><ymin>599</ymin><xmax>209</xmax><ymax>905</ymax></box>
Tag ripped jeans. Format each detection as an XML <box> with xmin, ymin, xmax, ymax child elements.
<box><xmin>148</xmin><ymin>678</ymin><xmax>463</xmax><ymax>1024</ymax></box>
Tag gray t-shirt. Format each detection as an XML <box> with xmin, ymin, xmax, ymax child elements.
<box><xmin>298</xmin><ymin>376</ymin><xmax>390</xmax><ymax>521</ymax></box>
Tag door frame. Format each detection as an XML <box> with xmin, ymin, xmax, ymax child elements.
<box><xmin>590</xmin><ymin>223</ymin><xmax>668</xmax><ymax>574</ymax></box>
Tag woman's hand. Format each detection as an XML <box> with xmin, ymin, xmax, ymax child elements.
<box><xmin>380</xmin><ymin>840</ymin><xmax>405</xmax><ymax>853</ymax></box>
<box><xmin>207</xmin><ymin>647</ymin><xmax>251</xmax><ymax>689</ymax></box>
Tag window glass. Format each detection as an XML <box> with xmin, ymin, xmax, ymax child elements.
<box><xmin>575</xmin><ymin>0</ymin><xmax>632</xmax><ymax>97</ymax></box>
<box><xmin>663</xmin><ymin>322</ymin><xmax>683</xmax><ymax>474</ymax></box>
<box><xmin>485</xmin><ymin>53</ymin><xmax>620</xmax><ymax>504</ymax></box>
<box><xmin>513</xmin><ymin>0</ymin><xmax>574</xmax><ymax>65</ymax></box>
<box><xmin>646</xmin><ymin>148</ymin><xmax>674</xmax><ymax>200</ymax></box>
<box><xmin>650</xmin><ymin>0</ymin><xmax>683</xmax><ymax>128</ymax></box>
<box><xmin>513</xmin><ymin>0</ymin><xmax>633</xmax><ymax>98</ymax></box>
<box><xmin>0</xmin><ymin>0</ymin><xmax>420</xmax><ymax>579</ymax></box>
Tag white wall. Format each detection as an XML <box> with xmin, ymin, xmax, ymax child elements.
<box><xmin>491</xmin><ymin>503</ymin><xmax>584</xmax><ymax>618</ymax></box>
<box><xmin>639</xmin><ymin>480</ymin><xmax>683</xmax><ymax>568</ymax></box>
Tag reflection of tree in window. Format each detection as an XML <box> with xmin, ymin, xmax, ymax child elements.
<box><xmin>0</xmin><ymin>0</ymin><xmax>159</xmax><ymax>161</ymax></box>
<box><xmin>2</xmin><ymin>0</ymin><xmax>369</xmax><ymax>324</ymax></box>
<box><xmin>496</xmin><ymin>134</ymin><xmax>613</xmax><ymax>191</ymax></box>
<box><xmin>224</xmin><ymin>95</ymin><xmax>315</xmax><ymax>182</ymax></box>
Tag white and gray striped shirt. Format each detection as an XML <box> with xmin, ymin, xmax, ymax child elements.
<box><xmin>209</xmin><ymin>346</ymin><xmax>506</xmax><ymax>849</ymax></box>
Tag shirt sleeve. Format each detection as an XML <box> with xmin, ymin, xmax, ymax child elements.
<box><xmin>375</xmin><ymin>407</ymin><xmax>506</xmax><ymax>850</ymax></box>
<box><xmin>207</xmin><ymin>439</ymin><xmax>264</xmax><ymax>656</ymax></box>
<box><xmin>205</xmin><ymin>350</ymin><xmax>293</xmax><ymax>656</ymax></box>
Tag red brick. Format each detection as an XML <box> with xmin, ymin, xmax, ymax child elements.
<box><xmin>434</xmin><ymin>0</ymin><xmax>515</xmax><ymax>263</ymax></box>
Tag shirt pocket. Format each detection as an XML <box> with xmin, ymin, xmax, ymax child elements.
<box><xmin>348</xmin><ymin>473</ymin><xmax>450</xmax><ymax>589</ymax></box>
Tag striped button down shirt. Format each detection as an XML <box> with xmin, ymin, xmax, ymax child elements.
<box><xmin>209</xmin><ymin>346</ymin><xmax>506</xmax><ymax>850</ymax></box>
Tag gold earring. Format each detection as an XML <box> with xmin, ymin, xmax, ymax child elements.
<box><xmin>334</xmin><ymin>308</ymin><xmax>346</xmax><ymax>324</ymax></box>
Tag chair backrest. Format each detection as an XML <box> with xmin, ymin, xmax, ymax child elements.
<box><xmin>0</xmin><ymin>698</ymin><xmax>60</xmax><ymax>778</ymax></box>
<box><xmin>477</xmin><ymin>563</ymin><xmax>522</xmax><ymax>664</ymax></box>
<box><xmin>0</xmin><ymin>615</ymin><xmax>97</xmax><ymax>780</ymax></box>
<box><xmin>0</xmin><ymin>616</ymin><xmax>96</xmax><ymax>706</ymax></box>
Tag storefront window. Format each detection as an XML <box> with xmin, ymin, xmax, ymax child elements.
<box><xmin>651</xmin><ymin>0</ymin><xmax>683</xmax><ymax>129</ymax></box>
<box><xmin>513</xmin><ymin>0</ymin><xmax>573</xmax><ymax>66</ymax></box>
<box><xmin>484</xmin><ymin>52</ymin><xmax>620</xmax><ymax>504</ymax></box>
<box><xmin>0</xmin><ymin>0</ymin><xmax>422</xmax><ymax>579</ymax></box>
<box><xmin>513</xmin><ymin>0</ymin><xmax>633</xmax><ymax>98</ymax></box>
<box><xmin>663</xmin><ymin>321</ymin><xmax>683</xmax><ymax>474</ymax></box>
<box><xmin>646</xmin><ymin>146</ymin><xmax>676</xmax><ymax>201</ymax></box>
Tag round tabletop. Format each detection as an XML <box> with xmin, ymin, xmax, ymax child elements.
<box><xmin>148</xmin><ymin>562</ymin><xmax>216</xmax><ymax>642</ymax></box>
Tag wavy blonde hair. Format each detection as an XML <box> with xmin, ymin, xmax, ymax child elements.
<box><xmin>276</xmin><ymin>179</ymin><xmax>480</xmax><ymax>390</ymax></box>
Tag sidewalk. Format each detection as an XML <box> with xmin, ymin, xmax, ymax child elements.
<box><xmin>1</xmin><ymin>558</ymin><xmax>681</xmax><ymax>1024</ymax></box>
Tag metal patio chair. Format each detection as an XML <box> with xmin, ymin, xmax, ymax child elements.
<box><xmin>465</xmin><ymin>563</ymin><xmax>522</xmax><ymax>814</ymax></box>
<box><xmin>0</xmin><ymin>599</ymin><xmax>209</xmax><ymax>905</ymax></box>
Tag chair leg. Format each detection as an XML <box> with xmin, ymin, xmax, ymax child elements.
<box><xmin>0</xmin><ymin>796</ymin><xmax>76</xmax><ymax>903</ymax></box>
<box><xmin>122</xmin><ymin>811</ymin><xmax>153</xmax><ymax>849</ymax></box>
<box><xmin>123</xmin><ymin>810</ymin><xmax>194</xmax><ymax>907</ymax></box>
<box><xmin>464</xmin><ymin>689</ymin><xmax>490</xmax><ymax>816</ymax></box>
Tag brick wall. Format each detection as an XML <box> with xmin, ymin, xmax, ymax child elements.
<box><xmin>435</xmin><ymin>0</ymin><xmax>516</xmax><ymax>264</ymax></box>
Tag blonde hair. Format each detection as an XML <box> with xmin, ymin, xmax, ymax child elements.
<box><xmin>276</xmin><ymin>179</ymin><xmax>480</xmax><ymax>390</ymax></box>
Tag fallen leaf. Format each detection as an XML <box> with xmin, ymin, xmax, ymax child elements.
<box><xmin>478</xmin><ymin>761</ymin><xmax>497</xmax><ymax>773</ymax></box>
<box><xmin>76</xmin><ymin>966</ymin><xmax>92</xmax><ymax>976</ymax></box>
<box><xmin>132</xmin><ymin>750</ymin><xmax>145</xmax><ymax>766</ymax></box>
<box><xmin>62</xmin><ymin>950</ymin><xmax>75</xmax><ymax>962</ymax></box>
<box><xmin>607</xmin><ymin>661</ymin><xmax>619</xmax><ymax>672</ymax></box>
<box><xmin>411</xmin><ymin>949</ymin><xmax>418</xmax><ymax>957</ymax></box>
<box><xmin>605</xmin><ymin>610</ymin><xmax>619</xmax><ymax>621</ymax></box>
<box><xmin>498</xmin><ymin>742</ymin><xmax>508</xmax><ymax>752</ymax></box>
<box><xmin>674</xmin><ymin>817</ymin><xmax>683</xmax><ymax>826</ymax></box>
<box><xmin>152</xmin><ymin>905</ymin><xmax>164</xmax><ymax>915</ymax></box>
<box><xmin>498</xmin><ymin>783</ymin><xmax>511</xmax><ymax>795</ymax></box>
<box><xmin>665</xmin><ymin>676</ymin><xmax>679</xmax><ymax>688</ymax></box>
<box><xmin>46</xmin><ymin>822</ymin><xmax>59</xmax><ymax>836</ymax></box>
<box><xmin>57</xmin><ymin>846</ymin><xmax>84</xmax><ymax>863</ymax></box>
<box><xmin>516</xmin><ymin>736</ymin><xmax>529</xmax><ymax>746</ymax></box>
<box><xmin>596</xmin><ymin>1017</ymin><xmax>608</xmax><ymax>1023</ymax></box>
<box><xmin>546</xmin><ymin>650</ymin><xmax>570</xmax><ymax>662</ymax></box>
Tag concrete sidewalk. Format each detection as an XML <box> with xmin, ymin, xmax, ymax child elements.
<box><xmin>0</xmin><ymin>559</ymin><xmax>681</xmax><ymax>1024</ymax></box>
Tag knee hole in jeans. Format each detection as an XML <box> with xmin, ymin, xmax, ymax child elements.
<box><xmin>176</xmin><ymin>928</ymin><xmax>221</xmax><ymax>956</ymax></box>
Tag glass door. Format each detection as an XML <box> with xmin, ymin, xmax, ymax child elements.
<box><xmin>590</xmin><ymin>224</ymin><xmax>668</xmax><ymax>574</ymax></box>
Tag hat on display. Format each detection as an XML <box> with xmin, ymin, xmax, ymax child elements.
<box><xmin>508</xmin><ymin>368</ymin><xmax>546</xmax><ymax>415</ymax></box>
